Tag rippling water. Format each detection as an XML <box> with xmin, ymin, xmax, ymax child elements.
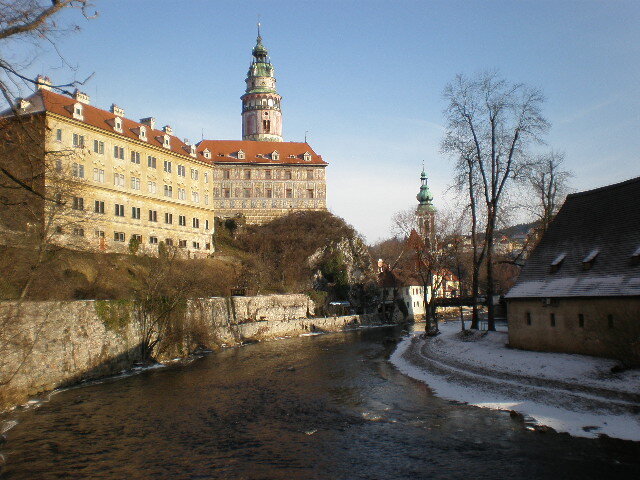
<box><xmin>2</xmin><ymin>325</ymin><xmax>640</xmax><ymax>479</ymax></box>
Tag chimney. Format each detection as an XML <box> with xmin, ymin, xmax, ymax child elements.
<box><xmin>140</xmin><ymin>117</ymin><xmax>156</xmax><ymax>130</ymax></box>
<box><xmin>183</xmin><ymin>138</ymin><xmax>190</xmax><ymax>145</ymax></box>
<box><xmin>163</xmin><ymin>125</ymin><xmax>173</xmax><ymax>135</ymax></box>
<box><xmin>35</xmin><ymin>75</ymin><xmax>52</xmax><ymax>91</ymax></box>
<box><xmin>73</xmin><ymin>89</ymin><xmax>90</xmax><ymax>105</ymax></box>
<box><xmin>110</xmin><ymin>104</ymin><xmax>125</xmax><ymax>117</ymax></box>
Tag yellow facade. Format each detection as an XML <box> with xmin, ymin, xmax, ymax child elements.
<box><xmin>46</xmin><ymin>113</ymin><xmax>216</xmax><ymax>257</ymax></box>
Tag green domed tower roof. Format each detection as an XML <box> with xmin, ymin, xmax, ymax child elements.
<box><xmin>416</xmin><ymin>169</ymin><xmax>436</xmax><ymax>213</ymax></box>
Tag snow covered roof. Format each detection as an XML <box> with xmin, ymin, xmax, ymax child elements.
<box><xmin>506</xmin><ymin>176</ymin><xmax>640</xmax><ymax>299</ymax></box>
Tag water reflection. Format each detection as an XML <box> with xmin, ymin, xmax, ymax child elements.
<box><xmin>1</xmin><ymin>325</ymin><xmax>639</xmax><ymax>479</ymax></box>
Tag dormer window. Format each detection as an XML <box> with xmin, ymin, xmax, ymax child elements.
<box><xmin>272</xmin><ymin>151</ymin><xmax>279</xmax><ymax>161</ymax></box>
<box><xmin>72</xmin><ymin>102</ymin><xmax>83</xmax><ymax>120</ymax></box>
<box><xmin>303</xmin><ymin>152</ymin><xmax>312</xmax><ymax>161</ymax></box>
<box><xmin>190</xmin><ymin>145</ymin><xmax>196</xmax><ymax>157</ymax></box>
<box><xmin>582</xmin><ymin>249</ymin><xmax>599</xmax><ymax>270</ymax></box>
<box><xmin>139</xmin><ymin>126</ymin><xmax>147</xmax><ymax>141</ymax></box>
<box><xmin>203</xmin><ymin>149</ymin><xmax>211</xmax><ymax>160</ymax></box>
<box><xmin>163</xmin><ymin>135</ymin><xmax>170</xmax><ymax>149</ymax></box>
<box><xmin>113</xmin><ymin>117</ymin><xmax>123</xmax><ymax>133</ymax></box>
<box><xmin>237</xmin><ymin>150</ymin><xmax>245</xmax><ymax>160</ymax></box>
<box><xmin>550</xmin><ymin>252</ymin><xmax>566</xmax><ymax>273</ymax></box>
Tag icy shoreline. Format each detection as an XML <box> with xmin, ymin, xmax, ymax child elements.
<box><xmin>390</xmin><ymin>321</ymin><xmax>640</xmax><ymax>441</ymax></box>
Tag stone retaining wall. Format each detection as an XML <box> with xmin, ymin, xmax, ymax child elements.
<box><xmin>0</xmin><ymin>295</ymin><xmax>383</xmax><ymax>411</ymax></box>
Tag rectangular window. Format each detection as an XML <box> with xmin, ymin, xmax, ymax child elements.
<box><xmin>130</xmin><ymin>151</ymin><xmax>141</xmax><ymax>164</ymax></box>
<box><xmin>243</xmin><ymin>188</ymin><xmax>251</xmax><ymax>198</ymax></box>
<box><xmin>131</xmin><ymin>177</ymin><xmax>141</xmax><ymax>190</ymax></box>
<box><xmin>115</xmin><ymin>204</ymin><xmax>125</xmax><ymax>217</ymax></box>
<box><xmin>204</xmin><ymin>172</ymin><xmax>208</xmax><ymax>183</ymax></box>
<box><xmin>179</xmin><ymin>240</ymin><xmax>187</xmax><ymax>248</ymax></box>
<box><xmin>223</xmin><ymin>169</ymin><xmax>230</xmax><ymax>179</ymax></box>
<box><xmin>113</xmin><ymin>145</ymin><xmax>125</xmax><ymax>160</ymax></box>
<box><xmin>72</xmin><ymin>163</ymin><xmax>84</xmax><ymax>178</ymax></box>
<box><xmin>192</xmin><ymin>191</ymin><xmax>199</xmax><ymax>203</ymax></box>
<box><xmin>56</xmin><ymin>129</ymin><xmax>62</xmax><ymax>142</ymax></box>
<box><xmin>148</xmin><ymin>210</ymin><xmax>157</xmax><ymax>222</ymax></box>
<box><xmin>550</xmin><ymin>313</ymin><xmax>556</xmax><ymax>327</ymax></box>
<box><xmin>148</xmin><ymin>181</ymin><xmax>157</xmax><ymax>194</ymax></box>
<box><xmin>525</xmin><ymin>312</ymin><xmax>531</xmax><ymax>326</ymax></box>
<box><xmin>284</xmin><ymin>170</ymin><xmax>292</xmax><ymax>180</ymax></box>
<box><xmin>178</xmin><ymin>188</ymin><xmax>186</xmax><ymax>200</ymax></box>
<box><xmin>95</xmin><ymin>230</ymin><xmax>105</xmax><ymax>238</ymax></box>
<box><xmin>93</xmin><ymin>168</ymin><xmax>104</xmax><ymax>183</ymax></box>
<box><xmin>149</xmin><ymin>236</ymin><xmax>158</xmax><ymax>245</ymax></box>
<box><xmin>578</xmin><ymin>314</ymin><xmax>584</xmax><ymax>328</ymax></box>
<box><xmin>204</xmin><ymin>194</ymin><xmax>209</xmax><ymax>205</ymax></box>
<box><xmin>93</xmin><ymin>140</ymin><xmax>105</xmax><ymax>154</ymax></box>
<box><xmin>178</xmin><ymin>215</ymin><xmax>186</xmax><ymax>226</ymax></box>
<box><xmin>131</xmin><ymin>234</ymin><xmax>142</xmax><ymax>244</ymax></box>
<box><xmin>94</xmin><ymin>200</ymin><xmax>105</xmax><ymax>214</ymax></box>
<box><xmin>244</xmin><ymin>169</ymin><xmax>251</xmax><ymax>180</ymax></box>
<box><xmin>147</xmin><ymin>156</ymin><xmax>157</xmax><ymax>169</ymax></box>
<box><xmin>165</xmin><ymin>238</ymin><xmax>174</xmax><ymax>246</ymax></box>
<box><xmin>165</xmin><ymin>213</ymin><xmax>173</xmax><ymax>224</ymax></box>
<box><xmin>132</xmin><ymin>207</ymin><xmax>141</xmax><ymax>219</ymax></box>
<box><xmin>307</xmin><ymin>189</ymin><xmax>314</xmax><ymax>199</ymax></box>
<box><xmin>73</xmin><ymin>133</ymin><xmax>85</xmax><ymax>148</ymax></box>
<box><xmin>177</xmin><ymin>165</ymin><xmax>186</xmax><ymax>177</ymax></box>
<box><xmin>114</xmin><ymin>232</ymin><xmax>125</xmax><ymax>242</ymax></box>
<box><xmin>73</xmin><ymin>227</ymin><xmax>85</xmax><ymax>237</ymax></box>
<box><xmin>205</xmin><ymin>219</ymin><xmax>210</xmax><ymax>230</ymax></box>
<box><xmin>265</xmin><ymin>169</ymin><xmax>272</xmax><ymax>179</ymax></box>
<box><xmin>223</xmin><ymin>188</ymin><xmax>230</xmax><ymax>198</ymax></box>
<box><xmin>164</xmin><ymin>160</ymin><xmax>172</xmax><ymax>173</ymax></box>
<box><xmin>192</xmin><ymin>241</ymin><xmax>200</xmax><ymax>249</ymax></box>
<box><xmin>164</xmin><ymin>185</ymin><xmax>172</xmax><ymax>198</ymax></box>
<box><xmin>307</xmin><ymin>170</ymin><xmax>313</xmax><ymax>180</ymax></box>
<box><xmin>55</xmin><ymin>159</ymin><xmax>63</xmax><ymax>173</ymax></box>
<box><xmin>266</xmin><ymin>188</ymin><xmax>273</xmax><ymax>198</ymax></box>
<box><xmin>286</xmin><ymin>188</ymin><xmax>293</xmax><ymax>198</ymax></box>
<box><xmin>191</xmin><ymin>168</ymin><xmax>199</xmax><ymax>180</ymax></box>
<box><xmin>72</xmin><ymin>196</ymin><xmax>84</xmax><ymax>210</ymax></box>
<box><xmin>192</xmin><ymin>218</ymin><xmax>200</xmax><ymax>228</ymax></box>
<box><xmin>113</xmin><ymin>173</ymin><xmax>125</xmax><ymax>187</ymax></box>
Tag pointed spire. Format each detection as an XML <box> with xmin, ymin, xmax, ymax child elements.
<box><xmin>416</xmin><ymin>164</ymin><xmax>435</xmax><ymax>211</ymax></box>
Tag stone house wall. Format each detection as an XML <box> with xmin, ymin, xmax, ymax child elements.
<box><xmin>507</xmin><ymin>297</ymin><xmax>640</xmax><ymax>361</ymax></box>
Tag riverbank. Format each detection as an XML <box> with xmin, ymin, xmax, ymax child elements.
<box><xmin>0</xmin><ymin>295</ymin><xmax>390</xmax><ymax>413</ymax></box>
<box><xmin>390</xmin><ymin>321</ymin><xmax>640</xmax><ymax>441</ymax></box>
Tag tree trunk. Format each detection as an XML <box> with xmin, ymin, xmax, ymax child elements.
<box><xmin>485</xmin><ymin>207</ymin><xmax>496</xmax><ymax>332</ymax></box>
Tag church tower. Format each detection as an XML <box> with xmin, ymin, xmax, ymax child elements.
<box><xmin>416</xmin><ymin>167</ymin><xmax>436</xmax><ymax>247</ymax></box>
<box><xmin>241</xmin><ymin>25</ymin><xmax>283</xmax><ymax>142</ymax></box>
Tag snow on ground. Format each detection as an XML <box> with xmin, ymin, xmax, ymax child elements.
<box><xmin>390</xmin><ymin>321</ymin><xmax>640</xmax><ymax>441</ymax></box>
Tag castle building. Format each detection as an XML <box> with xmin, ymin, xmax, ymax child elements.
<box><xmin>0</xmin><ymin>31</ymin><xmax>328</xmax><ymax>254</ymax></box>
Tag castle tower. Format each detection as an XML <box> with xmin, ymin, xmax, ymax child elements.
<box><xmin>416</xmin><ymin>167</ymin><xmax>436</xmax><ymax>247</ymax></box>
<box><xmin>241</xmin><ymin>25</ymin><xmax>283</xmax><ymax>142</ymax></box>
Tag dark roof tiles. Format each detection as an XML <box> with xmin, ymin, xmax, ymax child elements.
<box><xmin>506</xmin><ymin>177</ymin><xmax>640</xmax><ymax>298</ymax></box>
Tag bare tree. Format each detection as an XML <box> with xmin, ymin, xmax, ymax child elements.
<box><xmin>525</xmin><ymin>150</ymin><xmax>572</xmax><ymax>233</ymax></box>
<box><xmin>0</xmin><ymin>1</ymin><xmax>96</xmax><ymax>200</ymax></box>
<box><xmin>442</xmin><ymin>71</ymin><xmax>549</xmax><ymax>330</ymax></box>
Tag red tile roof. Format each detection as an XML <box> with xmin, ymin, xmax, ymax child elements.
<box><xmin>30</xmin><ymin>89</ymin><xmax>327</xmax><ymax>166</ymax></box>
<box><xmin>196</xmin><ymin>140</ymin><xmax>326</xmax><ymax>165</ymax></box>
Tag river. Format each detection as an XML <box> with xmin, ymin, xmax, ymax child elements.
<box><xmin>1</xmin><ymin>325</ymin><xmax>639</xmax><ymax>479</ymax></box>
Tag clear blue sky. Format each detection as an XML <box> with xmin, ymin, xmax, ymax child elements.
<box><xmin>11</xmin><ymin>0</ymin><xmax>640</xmax><ymax>241</ymax></box>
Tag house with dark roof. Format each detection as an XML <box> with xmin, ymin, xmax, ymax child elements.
<box><xmin>505</xmin><ymin>176</ymin><xmax>640</xmax><ymax>362</ymax></box>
